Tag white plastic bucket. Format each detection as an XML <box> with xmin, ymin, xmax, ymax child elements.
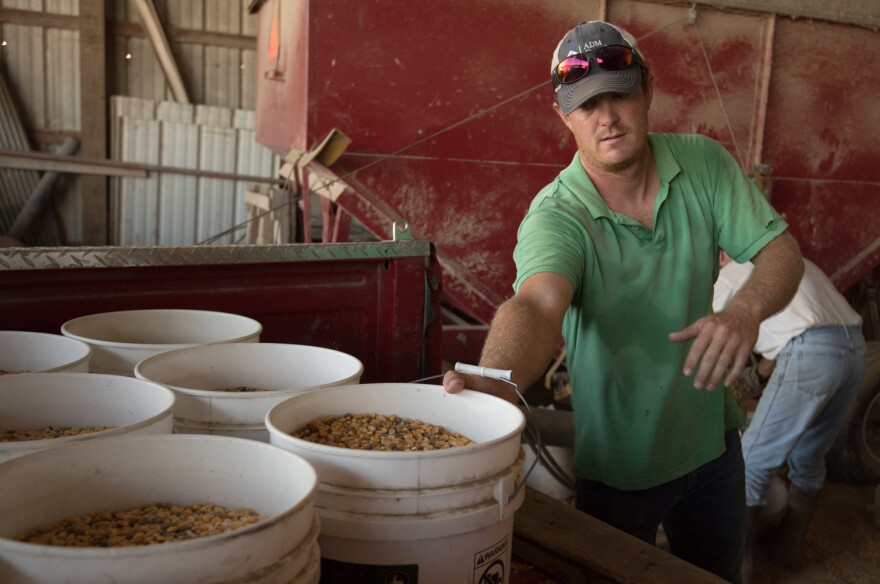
<box><xmin>0</xmin><ymin>372</ymin><xmax>175</xmax><ymax>464</ymax></box>
<box><xmin>0</xmin><ymin>434</ymin><xmax>320</xmax><ymax>584</ymax></box>
<box><xmin>0</xmin><ymin>331</ymin><xmax>92</xmax><ymax>373</ymax></box>
<box><xmin>134</xmin><ymin>342</ymin><xmax>364</xmax><ymax>441</ymax></box>
<box><xmin>266</xmin><ymin>383</ymin><xmax>526</xmax><ymax>584</ymax></box>
<box><xmin>60</xmin><ymin>309</ymin><xmax>263</xmax><ymax>376</ymax></box>
<box><xmin>522</xmin><ymin>443</ymin><xmax>576</xmax><ymax>505</ymax></box>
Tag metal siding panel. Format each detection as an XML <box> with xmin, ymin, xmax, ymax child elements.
<box><xmin>172</xmin><ymin>43</ymin><xmax>205</xmax><ymax>105</ymax></box>
<box><xmin>116</xmin><ymin>116</ymin><xmax>160</xmax><ymax>245</ymax></box>
<box><xmin>158</xmin><ymin>121</ymin><xmax>199</xmax><ymax>244</ymax></box>
<box><xmin>240</xmin><ymin>48</ymin><xmax>255</xmax><ymax>110</ymax></box>
<box><xmin>242</xmin><ymin>1</ymin><xmax>257</xmax><ymax>36</ymax></box>
<box><xmin>204</xmin><ymin>46</ymin><xmax>240</xmax><ymax>107</ymax></box>
<box><xmin>165</xmin><ymin>0</ymin><xmax>203</xmax><ymax>30</ymax></box>
<box><xmin>125</xmin><ymin>37</ymin><xmax>168</xmax><ymax>101</ymax></box>
<box><xmin>2</xmin><ymin>24</ymin><xmax>47</xmax><ymax>128</ymax></box>
<box><xmin>235</xmin><ymin>131</ymin><xmax>278</xmax><ymax>232</ymax></box>
<box><xmin>1</xmin><ymin>1</ymin><xmax>42</xmax><ymax>9</ymax></box>
<box><xmin>45</xmin><ymin>27</ymin><xmax>80</xmax><ymax>130</ymax></box>
<box><xmin>205</xmin><ymin>0</ymin><xmax>240</xmax><ymax>33</ymax></box>
<box><xmin>195</xmin><ymin>105</ymin><xmax>235</xmax><ymax>244</ymax></box>
<box><xmin>45</xmin><ymin>0</ymin><xmax>78</xmax><ymax>15</ymax></box>
<box><xmin>156</xmin><ymin>99</ymin><xmax>194</xmax><ymax>123</ymax></box>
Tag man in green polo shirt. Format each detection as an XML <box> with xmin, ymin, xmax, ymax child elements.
<box><xmin>443</xmin><ymin>20</ymin><xmax>803</xmax><ymax>584</ymax></box>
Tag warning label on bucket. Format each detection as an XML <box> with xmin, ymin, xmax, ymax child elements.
<box><xmin>321</xmin><ymin>558</ymin><xmax>418</xmax><ymax>583</ymax></box>
<box><xmin>473</xmin><ymin>535</ymin><xmax>509</xmax><ymax>584</ymax></box>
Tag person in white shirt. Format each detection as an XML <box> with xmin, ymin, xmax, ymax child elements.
<box><xmin>714</xmin><ymin>252</ymin><xmax>866</xmax><ymax>580</ymax></box>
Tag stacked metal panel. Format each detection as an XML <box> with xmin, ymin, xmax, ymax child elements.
<box><xmin>110</xmin><ymin>95</ymin><xmax>279</xmax><ymax>246</ymax></box>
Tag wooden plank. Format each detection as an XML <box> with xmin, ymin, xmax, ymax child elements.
<box><xmin>514</xmin><ymin>487</ymin><xmax>726</xmax><ymax>584</ymax></box>
<box><xmin>514</xmin><ymin>537</ymin><xmax>606</xmax><ymax>583</ymax></box>
<box><xmin>111</xmin><ymin>20</ymin><xmax>256</xmax><ymax>50</ymax></box>
<box><xmin>0</xmin><ymin>8</ymin><xmax>78</xmax><ymax>30</ymax></box>
<box><xmin>79</xmin><ymin>0</ymin><xmax>108</xmax><ymax>245</ymax></box>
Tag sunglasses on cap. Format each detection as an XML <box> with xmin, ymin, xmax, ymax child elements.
<box><xmin>553</xmin><ymin>45</ymin><xmax>636</xmax><ymax>86</ymax></box>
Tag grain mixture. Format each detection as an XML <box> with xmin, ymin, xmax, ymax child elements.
<box><xmin>16</xmin><ymin>503</ymin><xmax>266</xmax><ymax>547</ymax></box>
<box><xmin>1</xmin><ymin>425</ymin><xmax>115</xmax><ymax>441</ymax></box>
<box><xmin>211</xmin><ymin>386</ymin><xmax>270</xmax><ymax>392</ymax></box>
<box><xmin>292</xmin><ymin>413</ymin><xmax>475</xmax><ymax>451</ymax></box>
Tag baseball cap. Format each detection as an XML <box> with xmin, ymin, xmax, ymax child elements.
<box><xmin>551</xmin><ymin>21</ymin><xmax>646</xmax><ymax>115</ymax></box>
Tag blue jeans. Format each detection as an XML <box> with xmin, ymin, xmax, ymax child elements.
<box><xmin>575</xmin><ymin>428</ymin><xmax>746</xmax><ymax>583</ymax></box>
<box><xmin>742</xmin><ymin>325</ymin><xmax>866</xmax><ymax>505</ymax></box>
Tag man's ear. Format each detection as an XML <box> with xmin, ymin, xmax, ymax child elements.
<box><xmin>645</xmin><ymin>74</ymin><xmax>654</xmax><ymax>109</ymax></box>
<box><xmin>552</xmin><ymin>101</ymin><xmax>572</xmax><ymax>129</ymax></box>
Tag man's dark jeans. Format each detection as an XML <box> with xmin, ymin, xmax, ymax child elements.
<box><xmin>575</xmin><ymin>429</ymin><xmax>746</xmax><ymax>583</ymax></box>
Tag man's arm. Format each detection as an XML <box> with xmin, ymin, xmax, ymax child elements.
<box><xmin>669</xmin><ymin>231</ymin><xmax>803</xmax><ymax>390</ymax></box>
<box><xmin>443</xmin><ymin>272</ymin><xmax>573</xmax><ymax>403</ymax></box>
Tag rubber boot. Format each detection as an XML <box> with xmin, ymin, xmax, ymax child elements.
<box><xmin>742</xmin><ymin>505</ymin><xmax>761</xmax><ymax>584</ymax></box>
<box><xmin>771</xmin><ymin>486</ymin><xmax>819</xmax><ymax>569</ymax></box>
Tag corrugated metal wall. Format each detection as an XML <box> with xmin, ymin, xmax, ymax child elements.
<box><xmin>0</xmin><ymin>0</ymin><xmax>267</xmax><ymax>245</ymax></box>
<box><xmin>111</xmin><ymin>95</ymin><xmax>279</xmax><ymax>245</ymax></box>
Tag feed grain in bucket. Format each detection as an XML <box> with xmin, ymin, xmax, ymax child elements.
<box><xmin>16</xmin><ymin>503</ymin><xmax>266</xmax><ymax>547</ymax></box>
<box><xmin>292</xmin><ymin>412</ymin><xmax>475</xmax><ymax>451</ymax></box>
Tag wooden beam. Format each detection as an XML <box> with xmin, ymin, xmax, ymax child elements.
<box><xmin>111</xmin><ymin>20</ymin><xmax>256</xmax><ymax>50</ymax></box>
<box><xmin>0</xmin><ymin>8</ymin><xmax>78</xmax><ymax>30</ymax></box>
<box><xmin>78</xmin><ymin>0</ymin><xmax>108</xmax><ymax>245</ymax></box>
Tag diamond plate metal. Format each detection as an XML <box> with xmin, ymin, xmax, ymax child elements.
<box><xmin>0</xmin><ymin>242</ymin><xmax>431</xmax><ymax>270</ymax></box>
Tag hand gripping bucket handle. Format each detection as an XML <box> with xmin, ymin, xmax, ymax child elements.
<box><xmin>412</xmin><ymin>363</ymin><xmax>541</xmax><ymax>516</ymax></box>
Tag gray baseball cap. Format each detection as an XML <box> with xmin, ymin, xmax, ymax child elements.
<box><xmin>552</xmin><ymin>21</ymin><xmax>646</xmax><ymax>115</ymax></box>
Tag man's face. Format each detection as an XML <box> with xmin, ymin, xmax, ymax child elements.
<box><xmin>554</xmin><ymin>87</ymin><xmax>652</xmax><ymax>174</ymax></box>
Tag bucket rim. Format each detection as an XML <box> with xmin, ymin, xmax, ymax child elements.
<box><xmin>133</xmin><ymin>342</ymin><xmax>364</xmax><ymax>395</ymax></box>
<box><xmin>60</xmin><ymin>310</ymin><xmax>263</xmax><ymax>349</ymax></box>
<box><xmin>0</xmin><ymin>372</ymin><xmax>176</xmax><ymax>456</ymax></box>
<box><xmin>265</xmin><ymin>383</ymin><xmax>526</xmax><ymax>460</ymax></box>
<box><xmin>0</xmin><ymin>331</ymin><xmax>93</xmax><ymax>372</ymax></box>
<box><xmin>0</xmin><ymin>435</ymin><xmax>319</xmax><ymax>557</ymax></box>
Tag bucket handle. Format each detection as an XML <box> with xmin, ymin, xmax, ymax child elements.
<box><xmin>495</xmin><ymin>454</ymin><xmax>527</xmax><ymax>521</ymax></box>
<box><xmin>410</xmin><ymin>365</ymin><xmax>544</xmax><ymax>509</ymax></box>
<box><xmin>452</xmin><ymin>364</ymin><xmax>541</xmax><ymax>508</ymax></box>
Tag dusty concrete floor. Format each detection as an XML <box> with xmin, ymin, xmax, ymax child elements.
<box><xmin>752</xmin><ymin>480</ymin><xmax>880</xmax><ymax>584</ymax></box>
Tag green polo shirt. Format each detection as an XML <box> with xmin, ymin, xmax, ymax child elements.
<box><xmin>514</xmin><ymin>132</ymin><xmax>786</xmax><ymax>490</ymax></box>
